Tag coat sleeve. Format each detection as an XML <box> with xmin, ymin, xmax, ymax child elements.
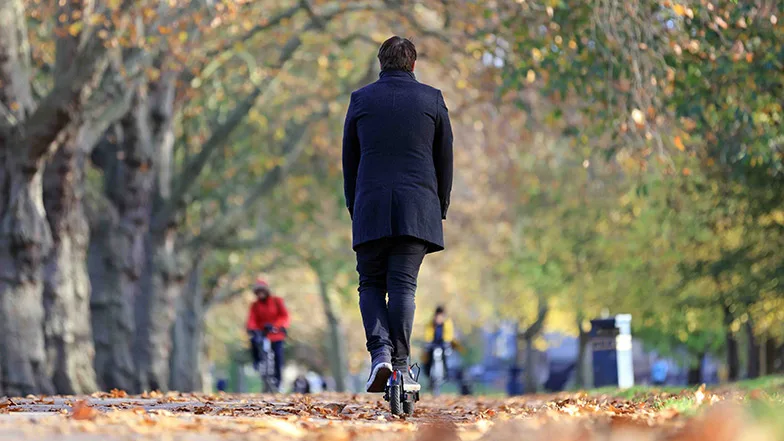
<box><xmin>433</xmin><ymin>90</ymin><xmax>454</xmax><ymax>220</ymax></box>
<box><xmin>342</xmin><ymin>92</ymin><xmax>360</xmax><ymax>219</ymax></box>
<box><xmin>246</xmin><ymin>303</ymin><xmax>258</xmax><ymax>331</ymax></box>
<box><xmin>273</xmin><ymin>297</ymin><xmax>291</xmax><ymax>329</ymax></box>
<box><xmin>424</xmin><ymin>323</ymin><xmax>434</xmax><ymax>342</ymax></box>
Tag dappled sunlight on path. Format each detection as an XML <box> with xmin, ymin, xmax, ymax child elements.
<box><xmin>1</xmin><ymin>388</ymin><xmax>781</xmax><ymax>440</ymax></box>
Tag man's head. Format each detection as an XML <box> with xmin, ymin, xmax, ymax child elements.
<box><xmin>378</xmin><ymin>36</ymin><xmax>417</xmax><ymax>72</ymax></box>
<box><xmin>434</xmin><ymin>305</ymin><xmax>446</xmax><ymax>325</ymax></box>
<box><xmin>253</xmin><ymin>278</ymin><xmax>271</xmax><ymax>300</ymax></box>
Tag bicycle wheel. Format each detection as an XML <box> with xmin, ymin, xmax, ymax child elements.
<box><xmin>262</xmin><ymin>374</ymin><xmax>274</xmax><ymax>393</ymax></box>
<box><xmin>430</xmin><ymin>363</ymin><xmax>443</xmax><ymax>396</ymax></box>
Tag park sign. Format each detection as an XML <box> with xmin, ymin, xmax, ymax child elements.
<box><xmin>590</xmin><ymin>315</ymin><xmax>634</xmax><ymax>389</ymax></box>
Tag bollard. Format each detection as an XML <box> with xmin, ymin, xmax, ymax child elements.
<box><xmin>615</xmin><ymin>314</ymin><xmax>634</xmax><ymax>389</ymax></box>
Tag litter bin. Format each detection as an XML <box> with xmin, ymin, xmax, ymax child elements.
<box><xmin>506</xmin><ymin>365</ymin><xmax>523</xmax><ymax>396</ymax></box>
<box><xmin>590</xmin><ymin>314</ymin><xmax>634</xmax><ymax>389</ymax></box>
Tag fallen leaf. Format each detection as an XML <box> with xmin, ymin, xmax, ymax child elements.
<box><xmin>695</xmin><ymin>384</ymin><xmax>706</xmax><ymax>406</ymax></box>
<box><xmin>110</xmin><ymin>388</ymin><xmax>128</xmax><ymax>398</ymax></box>
<box><xmin>321</xmin><ymin>403</ymin><xmax>347</xmax><ymax>414</ymax></box>
<box><xmin>70</xmin><ymin>400</ymin><xmax>98</xmax><ymax>420</ymax></box>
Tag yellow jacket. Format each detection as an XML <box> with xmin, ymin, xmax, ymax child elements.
<box><xmin>424</xmin><ymin>319</ymin><xmax>454</xmax><ymax>343</ymax></box>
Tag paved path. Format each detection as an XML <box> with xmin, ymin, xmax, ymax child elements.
<box><xmin>0</xmin><ymin>391</ymin><xmax>773</xmax><ymax>440</ymax></box>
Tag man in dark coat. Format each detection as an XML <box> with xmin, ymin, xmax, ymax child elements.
<box><xmin>342</xmin><ymin>36</ymin><xmax>453</xmax><ymax>393</ymax></box>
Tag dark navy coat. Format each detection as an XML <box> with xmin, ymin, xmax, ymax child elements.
<box><xmin>342</xmin><ymin>69</ymin><xmax>453</xmax><ymax>253</ymax></box>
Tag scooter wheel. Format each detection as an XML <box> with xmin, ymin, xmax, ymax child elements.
<box><xmin>389</xmin><ymin>385</ymin><xmax>403</xmax><ymax>416</ymax></box>
<box><xmin>403</xmin><ymin>400</ymin><xmax>414</xmax><ymax>416</ymax></box>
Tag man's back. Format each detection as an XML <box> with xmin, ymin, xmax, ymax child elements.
<box><xmin>344</xmin><ymin>36</ymin><xmax>453</xmax><ymax>397</ymax></box>
<box><xmin>343</xmin><ymin>70</ymin><xmax>453</xmax><ymax>252</ymax></box>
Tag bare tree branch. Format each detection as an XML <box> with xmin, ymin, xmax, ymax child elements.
<box><xmin>204</xmin><ymin>259</ymin><xmax>280</xmax><ymax>307</ymax></box>
<box><xmin>519</xmin><ymin>291</ymin><xmax>549</xmax><ymax>340</ymax></box>
<box><xmin>211</xmin><ymin>229</ymin><xmax>275</xmax><ymax>251</ymax></box>
<box><xmin>153</xmin><ymin>4</ymin><xmax>379</xmax><ymax>232</ymax></box>
<box><xmin>150</xmin><ymin>35</ymin><xmax>305</xmax><ymax>232</ymax></box>
<box><xmin>380</xmin><ymin>0</ymin><xmax>460</xmax><ymax>49</ymax></box>
<box><xmin>18</xmin><ymin>0</ymin><xmax>139</xmax><ymax>162</ymax></box>
<box><xmin>184</xmin><ymin>109</ymin><xmax>326</xmax><ymax>251</ymax></box>
<box><xmin>202</xmin><ymin>3</ymin><xmax>305</xmax><ymax>62</ymax></box>
<box><xmin>337</xmin><ymin>33</ymin><xmax>378</xmax><ymax>47</ymax></box>
<box><xmin>0</xmin><ymin>0</ymin><xmax>35</xmax><ymax>127</ymax></box>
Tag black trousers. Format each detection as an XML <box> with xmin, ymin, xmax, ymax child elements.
<box><xmin>356</xmin><ymin>236</ymin><xmax>428</xmax><ymax>368</ymax></box>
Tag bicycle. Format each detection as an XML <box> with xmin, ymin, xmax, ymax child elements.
<box><xmin>428</xmin><ymin>344</ymin><xmax>449</xmax><ymax>396</ymax></box>
<box><xmin>249</xmin><ymin>327</ymin><xmax>284</xmax><ymax>393</ymax></box>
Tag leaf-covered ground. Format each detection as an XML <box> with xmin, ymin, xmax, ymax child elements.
<box><xmin>1</xmin><ymin>385</ymin><xmax>782</xmax><ymax>440</ymax></box>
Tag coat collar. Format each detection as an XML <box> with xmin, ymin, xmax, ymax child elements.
<box><xmin>379</xmin><ymin>69</ymin><xmax>417</xmax><ymax>81</ymax></box>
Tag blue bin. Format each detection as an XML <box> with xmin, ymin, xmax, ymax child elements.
<box><xmin>590</xmin><ymin>318</ymin><xmax>619</xmax><ymax>387</ymax></box>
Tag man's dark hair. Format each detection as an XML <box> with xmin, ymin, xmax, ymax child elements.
<box><xmin>435</xmin><ymin>306</ymin><xmax>445</xmax><ymax>315</ymax></box>
<box><xmin>378</xmin><ymin>36</ymin><xmax>417</xmax><ymax>72</ymax></box>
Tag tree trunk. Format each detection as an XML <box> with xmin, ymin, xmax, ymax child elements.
<box><xmin>88</xmin><ymin>88</ymin><xmax>155</xmax><ymax>392</ymax></box>
<box><xmin>87</xmin><ymin>196</ymin><xmax>136</xmax><ymax>392</ymax></box>
<box><xmin>745</xmin><ymin>319</ymin><xmax>760</xmax><ymax>379</ymax></box>
<box><xmin>0</xmin><ymin>162</ymin><xmax>54</xmax><ymax>396</ymax></box>
<box><xmin>723</xmin><ymin>305</ymin><xmax>740</xmax><ymax>381</ymax></box>
<box><xmin>764</xmin><ymin>338</ymin><xmax>777</xmax><ymax>375</ymax></box>
<box><xmin>199</xmin><ymin>341</ymin><xmax>211</xmax><ymax>393</ymax></box>
<box><xmin>169</xmin><ymin>260</ymin><xmax>205</xmax><ymax>392</ymax></box>
<box><xmin>0</xmin><ymin>0</ymin><xmax>54</xmax><ymax>398</ymax></box>
<box><xmin>316</xmin><ymin>272</ymin><xmax>348</xmax><ymax>392</ymax></box>
<box><xmin>42</xmin><ymin>133</ymin><xmax>99</xmax><ymax>394</ymax></box>
<box><xmin>687</xmin><ymin>352</ymin><xmax>704</xmax><ymax>385</ymax></box>
<box><xmin>519</xmin><ymin>292</ymin><xmax>548</xmax><ymax>394</ymax></box>
<box><xmin>134</xmin><ymin>71</ymin><xmax>181</xmax><ymax>392</ymax></box>
<box><xmin>778</xmin><ymin>343</ymin><xmax>784</xmax><ymax>374</ymax></box>
<box><xmin>523</xmin><ymin>335</ymin><xmax>538</xmax><ymax>393</ymax></box>
<box><xmin>575</xmin><ymin>324</ymin><xmax>590</xmax><ymax>389</ymax></box>
<box><xmin>135</xmin><ymin>230</ymin><xmax>186</xmax><ymax>392</ymax></box>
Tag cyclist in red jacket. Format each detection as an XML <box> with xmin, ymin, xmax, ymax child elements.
<box><xmin>247</xmin><ymin>279</ymin><xmax>290</xmax><ymax>386</ymax></box>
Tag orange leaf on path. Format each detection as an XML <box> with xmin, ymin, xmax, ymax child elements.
<box><xmin>70</xmin><ymin>400</ymin><xmax>98</xmax><ymax>420</ymax></box>
<box><xmin>695</xmin><ymin>384</ymin><xmax>706</xmax><ymax>406</ymax></box>
<box><xmin>110</xmin><ymin>388</ymin><xmax>128</xmax><ymax>398</ymax></box>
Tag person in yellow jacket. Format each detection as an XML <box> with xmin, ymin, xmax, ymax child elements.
<box><xmin>423</xmin><ymin>306</ymin><xmax>457</xmax><ymax>379</ymax></box>
<box><xmin>424</xmin><ymin>306</ymin><xmax>454</xmax><ymax>345</ymax></box>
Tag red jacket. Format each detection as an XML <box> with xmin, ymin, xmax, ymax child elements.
<box><xmin>246</xmin><ymin>296</ymin><xmax>290</xmax><ymax>342</ymax></box>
